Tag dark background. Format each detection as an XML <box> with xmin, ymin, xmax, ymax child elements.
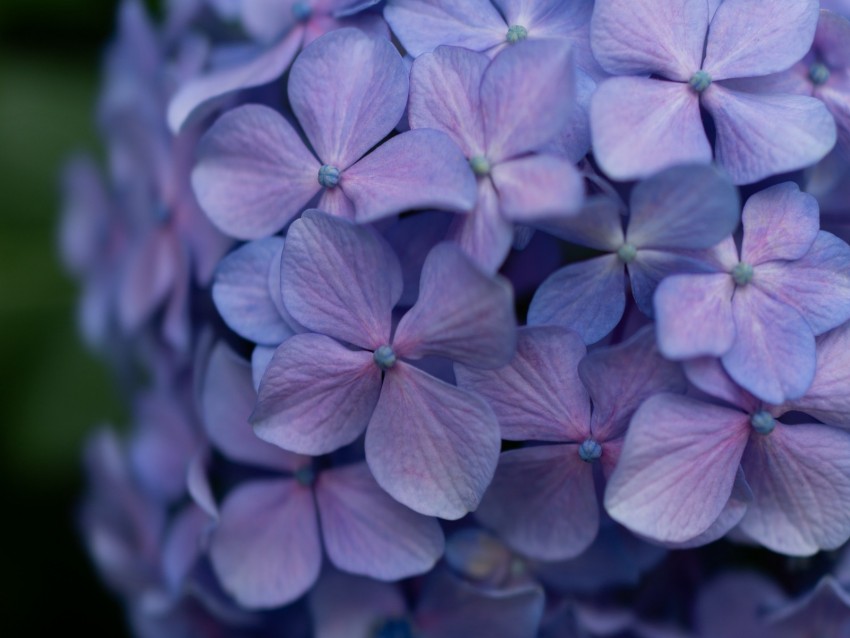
<box><xmin>0</xmin><ymin>1</ymin><xmax>146</xmax><ymax>633</ymax></box>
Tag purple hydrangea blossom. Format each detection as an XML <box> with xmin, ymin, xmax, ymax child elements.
<box><xmin>655</xmin><ymin>182</ymin><xmax>850</xmax><ymax>404</ymax></box>
<box><xmin>529</xmin><ymin>164</ymin><xmax>739</xmax><ymax>343</ymax></box>
<box><xmin>590</xmin><ymin>0</ymin><xmax>837</xmax><ymax>183</ymax></box>
<box><xmin>192</xmin><ymin>28</ymin><xmax>476</xmax><ymax>240</ymax></box>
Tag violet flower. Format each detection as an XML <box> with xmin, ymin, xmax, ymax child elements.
<box><xmin>192</xmin><ymin>28</ymin><xmax>476</xmax><ymax>240</ymax></box>
<box><xmin>252</xmin><ymin>210</ymin><xmax>516</xmax><ymax>519</ymax></box>
<box><xmin>590</xmin><ymin>0</ymin><xmax>837</xmax><ymax>183</ymax></box>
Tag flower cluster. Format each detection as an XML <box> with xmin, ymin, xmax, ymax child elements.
<box><xmin>63</xmin><ymin>0</ymin><xmax>850</xmax><ymax>636</ymax></box>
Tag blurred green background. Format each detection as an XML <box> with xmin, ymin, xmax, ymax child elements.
<box><xmin>0</xmin><ymin>0</ymin><xmax>146</xmax><ymax>633</ymax></box>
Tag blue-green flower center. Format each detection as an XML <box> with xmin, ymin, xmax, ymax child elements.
<box><xmin>617</xmin><ymin>242</ymin><xmax>637</xmax><ymax>263</ymax></box>
<box><xmin>294</xmin><ymin>466</ymin><xmax>315</xmax><ymax>486</ymax></box>
<box><xmin>373</xmin><ymin>345</ymin><xmax>397</xmax><ymax>371</ymax></box>
<box><xmin>318</xmin><ymin>164</ymin><xmax>340</xmax><ymax>188</ymax></box>
<box><xmin>292</xmin><ymin>1</ymin><xmax>312</xmax><ymax>21</ymax></box>
<box><xmin>469</xmin><ymin>155</ymin><xmax>491</xmax><ymax>177</ymax></box>
<box><xmin>373</xmin><ymin>618</ymin><xmax>415</xmax><ymax>638</ymax></box>
<box><xmin>750</xmin><ymin>410</ymin><xmax>775</xmax><ymax>435</ymax></box>
<box><xmin>732</xmin><ymin>262</ymin><xmax>754</xmax><ymax>286</ymax></box>
<box><xmin>689</xmin><ymin>70</ymin><xmax>712</xmax><ymax>93</ymax></box>
<box><xmin>506</xmin><ymin>24</ymin><xmax>528</xmax><ymax>43</ymax></box>
<box><xmin>578</xmin><ymin>438</ymin><xmax>603</xmax><ymax>462</ymax></box>
<box><xmin>809</xmin><ymin>62</ymin><xmax>830</xmax><ymax>86</ymax></box>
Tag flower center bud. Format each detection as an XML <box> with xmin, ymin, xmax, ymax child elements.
<box><xmin>373</xmin><ymin>345</ymin><xmax>397</xmax><ymax>371</ymax></box>
<box><xmin>732</xmin><ymin>262</ymin><xmax>754</xmax><ymax>286</ymax></box>
<box><xmin>506</xmin><ymin>24</ymin><xmax>528</xmax><ymax>43</ymax></box>
<box><xmin>617</xmin><ymin>242</ymin><xmax>637</xmax><ymax>263</ymax></box>
<box><xmin>318</xmin><ymin>164</ymin><xmax>340</xmax><ymax>188</ymax></box>
<box><xmin>688</xmin><ymin>70</ymin><xmax>712</xmax><ymax>93</ymax></box>
<box><xmin>292</xmin><ymin>1</ymin><xmax>312</xmax><ymax>21</ymax></box>
<box><xmin>809</xmin><ymin>62</ymin><xmax>830</xmax><ymax>86</ymax></box>
<box><xmin>373</xmin><ymin>617</ymin><xmax>415</xmax><ymax>638</ymax></box>
<box><xmin>469</xmin><ymin>155</ymin><xmax>491</xmax><ymax>177</ymax></box>
<box><xmin>294</xmin><ymin>466</ymin><xmax>316</xmax><ymax>486</ymax></box>
<box><xmin>578</xmin><ymin>438</ymin><xmax>603</xmax><ymax>462</ymax></box>
<box><xmin>750</xmin><ymin>410</ymin><xmax>775</xmax><ymax>435</ymax></box>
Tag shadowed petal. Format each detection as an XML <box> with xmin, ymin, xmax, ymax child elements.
<box><xmin>529</xmin><ymin>255</ymin><xmax>626</xmax><ymax>345</ymax></box>
<box><xmin>654</xmin><ymin>273</ymin><xmax>736</xmax><ymax>359</ymax></box>
<box><xmin>740</xmin><ymin>423</ymin><xmax>850</xmax><ymax>555</ymax></box>
<box><xmin>282</xmin><ymin>210</ymin><xmax>402</xmax><ymax>349</ymax></box>
<box><xmin>253</xmin><ymin>334</ymin><xmax>382</xmax><ymax>455</ymax></box>
<box><xmin>591</xmin><ymin>77</ymin><xmax>710</xmax><ymax>181</ymax></box>
<box><xmin>703</xmin><ymin>0</ymin><xmax>819</xmax><ymax>80</ymax></box>
<box><xmin>590</xmin><ymin>0</ymin><xmax>708</xmax><ymax>80</ymax></box>
<box><xmin>628</xmin><ymin>248</ymin><xmax>724</xmax><ymax>317</ymax></box>
<box><xmin>310</xmin><ymin>570</ymin><xmax>406</xmax><ymax>638</ymax></box>
<box><xmin>289</xmin><ymin>28</ymin><xmax>408</xmax><ymax>167</ymax></box>
<box><xmin>456</xmin><ymin>326</ymin><xmax>590</xmax><ymax>442</ymax></box>
<box><xmin>702</xmin><ymin>84</ymin><xmax>837</xmax><ymax>185</ymax></box>
<box><xmin>491</xmin><ymin>154</ymin><xmax>583</xmax><ymax>222</ymax></box>
<box><xmin>210</xmin><ymin>479</ymin><xmax>321</xmax><ymax>608</ymax></box>
<box><xmin>476</xmin><ymin>445</ymin><xmax>598</xmax><ymax>560</ymax></box>
<box><xmin>684</xmin><ymin>357</ymin><xmax>758</xmax><ymax>412</ymax></box>
<box><xmin>449</xmin><ymin>177</ymin><xmax>514</xmax><ymax>273</ymax></box>
<box><xmin>241</xmin><ymin>0</ymin><xmax>300</xmax><ymax>43</ymax></box>
<box><xmin>393</xmin><ymin>242</ymin><xmax>516</xmax><ymax>368</ymax></box>
<box><xmin>695</xmin><ymin>572</ymin><xmax>787</xmax><ymax>638</ymax></box>
<box><xmin>366</xmin><ymin>362</ymin><xmax>500</xmax><ymax>519</ymax></box>
<box><xmin>604</xmin><ymin>394</ymin><xmax>750</xmax><ymax>543</ymax></box>
<box><xmin>118</xmin><ymin>230</ymin><xmax>178</xmax><ymax>332</ymax></box>
<box><xmin>315</xmin><ymin>462</ymin><xmax>444</xmax><ymax>579</ymax></box>
<box><xmin>192</xmin><ymin>104</ymin><xmax>320</xmax><ymax>240</ymax></box>
<box><xmin>741</xmin><ymin>183</ymin><xmax>819</xmax><ymax>265</ymax></box>
<box><xmin>536</xmin><ymin>195</ymin><xmax>625</xmax><ymax>251</ymax></box>
<box><xmin>345</xmin><ymin>129</ymin><xmax>478</xmax><ymax>224</ymax></box>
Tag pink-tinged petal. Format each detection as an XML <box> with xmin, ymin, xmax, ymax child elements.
<box><xmin>449</xmin><ymin>177</ymin><xmax>514</xmax><ymax>273</ymax></box>
<box><xmin>455</xmin><ymin>326</ymin><xmax>590</xmax><ymax>442</ymax></box>
<box><xmin>529</xmin><ymin>255</ymin><xmax>625</xmax><ymax>345</ymax></box>
<box><xmin>654</xmin><ymin>273</ymin><xmax>736</xmax><ymax>359</ymax></box>
<box><xmin>627</xmin><ymin>164</ymin><xmax>740</xmax><ymax>250</ymax></box>
<box><xmin>252</xmin><ymin>333</ymin><xmax>382</xmax><ymax>455</ymax></box>
<box><xmin>315</xmin><ymin>462</ymin><xmax>444</xmax><ymax>579</ymax></box>
<box><xmin>203</xmin><ymin>343</ymin><xmax>303</xmax><ymax>471</ymax></box>
<box><xmin>684</xmin><ymin>357</ymin><xmax>758</xmax><ymax>412</ymax></box>
<box><xmin>192</xmin><ymin>104</ymin><xmax>320</xmax><ymax>240</ymax></box>
<box><xmin>491</xmin><ymin>154</ymin><xmax>584</xmax><ymax>222</ymax></box>
<box><xmin>604</xmin><ymin>394</ymin><xmax>750</xmax><ymax>543</ymax></box>
<box><xmin>393</xmin><ymin>242</ymin><xmax>516</xmax><ymax>368</ymax></box>
<box><xmin>310</xmin><ymin>570</ymin><xmax>406</xmax><ymax>638</ymax></box>
<box><xmin>740</xmin><ymin>182</ymin><xmax>819</xmax><ymax>265</ymax></box>
<box><xmin>210</xmin><ymin>479</ymin><xmax>321</xmax><ymax>608</ymax></box>
<box><xmin>476</xmin><ymin>445</ymin><xmax>598</xmax><ymax>560</ymax></box>
<box><xmin>167</xmin><ymin>31</ymin><xmax>302</xmax><ymax>132</ymax></box>
<box><xmin>590</xmin><ymin>0</ymin><xmax>708</xmax><ymax>80</ymax></box>
<box><xmin>740</xmin><ymin>423</ymin><xmax>850</xmax><ymax>555</ymax></box>
<box><xmin>118</xmin><ymin>230</ymin><xmax>178</xmax><ymax>332</ymax></box>
<box><xmin>212</xmin><ymin>238</ymin><xmax>293</xmax><ymax>345</ymax></box>
<box><xmin>582</xmin><ymin>326</ymin><xmax>687</xmax><ymax>442</ymax></box>
<box><xmin>754</xmin><ymin>232</ymin><xmax>850</xmax><ymax>335</ymax></box>
<box><xmin>816</xmin><ymin>10</ymin><xmax>850</xmax><ymax>68</ymax></box>
<box><xmin>282</xmin><ymin>210</ymin><xmax>402</xmax><ymax>348</ymax></box>
<box><xmin>289</xmin><ymin>28</ymin><xmax>408</xmax><ymax>167</ymax></box>
<box><xmin>408</xmin><ymin>46</ymin><xmax>489</xmax><ymax>157</ymax></box>
<box><xmin>302</xmin><ymin>12</ymin><xmax>390</xmax><ymax>47</ymax></box>
<box><xmin>344</xmin><ymin>129</ymin><xmax>478</xmax><ymax>224</ymax></box>
<box><xmin>537</xmin><ymin>195</ymin><xmax>625</xmax><ymax>251</ymax></box>
<box><xmin>384</xmin><ymin>0</ymin><xmax>507</xmax><ymax>58</ymax></box>
<box><xmin>317</xmin><ymin>187</ymin><xmax>356</xmax><ymax>220</ymax></box>
<box><xmin>481</xmin><ymin>39</ymin><xmax>575</xmax><ymax>162</ymax></box>
<box><xmin>365</xmin><ymin>362</ymin><xmax>501</xmax><ymax>519</ymax></box>
<box><xmin>722</xmin><ymin>286</ymin><xmax>816</xmax><ymax>404</ymax></box>
<box><xmin>703</xmin><ymin>0</ymin><xmax>819</xmax><ymax>80</ymax></box>
<box><xmin>590</xmin><ymin>77</ymin><xmax>710</xmax><ymax>181</ymax></box>
<box><xmin>703</xmin><ymin>84</ymin><xmax>837</xmax><ymax>185</ymax></box>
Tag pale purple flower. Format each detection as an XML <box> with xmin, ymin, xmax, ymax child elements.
<box><xmin>192</xmin><ymin>28</ymin><xmax>476</xmax><ymax>240</ymax></box>
<box><xmin>251</xmin><ymin>211</ymin><xmax>516</xmax><ymax>519</ymax></box>
<box><xmin>590</xmin><ymin>0</ymin><xmax>837</xmax><ymax>183</ymax></box>
<box><xmin>655</xmin><ymin>181</ymin><xmax>850</xmax><ymax>404</ymax></box>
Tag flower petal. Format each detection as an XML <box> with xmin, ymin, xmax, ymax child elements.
<box><xmin>393</xmin><ymin>242</ymin><xmax>516</xmax><ymax>368</ymax></box>
<box><xmin>344</xmin><ymin>129</ymin><xmax>478</xmax><ymax>224</ymax></box>
<box><xmin>740</xmin><ymin>182</ymin><xmax>820</xmax><ymax>265</ymax></box>
<box><xmin>289</xmin><ymin>28</ymin><xmax>408</xmax><ymax>167</ymax></box>
<box><xmin>475</xmin><ymin>445</ymin><xmax>598</xmax><ymax>560</ymax></box>
<box><xmin>491</xmin><ymin>154</ymin><xmax>584</xmax><ymax>222</ymax></box>
<box><xmin>604</xmin><ymin>394</ymin><xmax>750</xmax><ymax>543</ymax></box>
<box><xmin>536</xmin><ymin>195</ymin><xmax>625</xmax><ymax>252</ymax></box>
<box><xmin>210</xmin><ymin>479</ymin><xmax>321</xmax><ymax>608</ymax></box>
<box><xmin>365</xmin><ymin>363</ymin><xmax>501</xmax><ymax>519</ymax></box>
<box><xmin>315</xmin><ymin>462</ymin><xmax>444</xmax><ymax>579</ymax></box>
<box><xmin>590</xmin><ymin>77</ymin><xmax>710</xmax><ymax>181</ymax></box>
<box><xmin>282</xmin><ymin>210</ymin><xmax>402</xmax><ymax>349</ymax></box>
<box><xmin>310</xmin><ymin>570</ymin><xmax>406</xmax><ymax>638</ymax></box>
<box><xmin>252</xmin><ymin>333</ymin><xmax>382</xmax><ymax>455</ymax></box>
<box><xmin>455</xmin><ymin>326</ymin><xmax>590</xmax><ymax>442</ymax></box>
<box><xmin>192</xmin><ymin>104</ymin><xmax>320</xmax><ymax>240</ymax></box>
<box><xmin>684</xmin><ymin>357</ymin><xmax>758</xmax><ymax>412</ymax></box>
<box><xmin>449</xmin><ymin>177</ymin><xmax>514</xmax><ymax>273</ymax></box>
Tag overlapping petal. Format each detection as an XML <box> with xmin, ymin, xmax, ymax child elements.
<box><xmin>490</xmin><ymin>154</ymin><xmax>583</xmax><ymax>222</ymax></box>
<box><xmin>740</xmin><ymin>183</ymin><xmax>819</xmax><ymax>265</ymax></box>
